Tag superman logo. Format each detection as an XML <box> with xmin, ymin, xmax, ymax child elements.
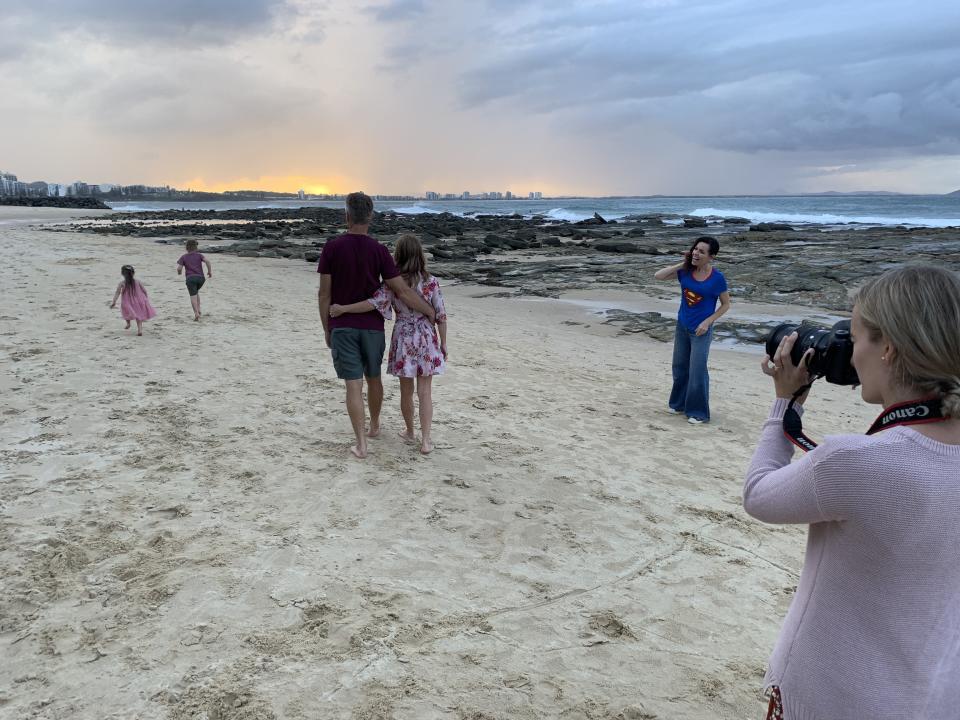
<box><xmin>684</xmin><ymin>288</ymin><xmax>703</xmax><ymax>307</ymax></box>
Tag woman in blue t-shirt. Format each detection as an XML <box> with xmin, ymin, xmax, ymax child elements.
<box><xmin>654</xmin><ymin>237</ymin><xmax>731</xmax><ymax>424</ymax></box>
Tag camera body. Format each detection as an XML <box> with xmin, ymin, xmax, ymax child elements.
<box><xmin>765</xmin><ymin>320</ymin><xmax>859</xmax><ymax>385</ymax></box>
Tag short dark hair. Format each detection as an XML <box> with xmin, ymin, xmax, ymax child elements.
<box><xmin>345</xmin><ymin>192</ymin><xmax>374</xmax><ymax>225</ymax></box>
<box><xmin>185</xmin><ymin>239</ymin><xmax>198</xmax><ymax>251</ymax></box>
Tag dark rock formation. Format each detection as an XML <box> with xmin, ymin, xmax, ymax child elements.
<box><xmin>54</xmin><ymin>206</ymin><xmax>960</xmax><ymax>318</ymax></box>
<box><xmin>750</xmin><ymin>223</ymin><xmax>795</xmax><ymax>232</ymax></box>
<box><xmin>1</xmin><ymin>196</ymin><xmax>110</xmax><ymax>209</ymax></box>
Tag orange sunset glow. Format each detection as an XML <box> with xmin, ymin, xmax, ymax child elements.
<box><xmin>176</xmin><ymin>175</ymin><xmax>356</xmax><ymax>196</ymax></box>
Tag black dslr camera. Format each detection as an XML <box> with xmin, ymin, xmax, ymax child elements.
<box><xmin>764</xmin><ymin>320</ymin><xmax>859</xmax><ymax>385</ymax></box>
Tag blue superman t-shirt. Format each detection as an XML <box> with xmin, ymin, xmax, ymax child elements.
<box><xmin>676</xmin><ymin>268</ymin><xmax>727</xmax><ymax>331</ymax></box>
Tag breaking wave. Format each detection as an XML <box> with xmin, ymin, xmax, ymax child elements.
<box><xmin>688</xmin><ymin>207</ymin><xmax>960</xmax><ymax>228</ymax></box>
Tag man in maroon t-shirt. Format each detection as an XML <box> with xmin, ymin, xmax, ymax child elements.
<box><xmin>318</xmin><ymin>192</ymin><xmax>436</xmax><ymax>459</ymax></box>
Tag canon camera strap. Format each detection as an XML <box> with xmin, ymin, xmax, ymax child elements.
<box><xmin>865</xmin><ymin>396</ymin><xmax>945</xmax><ymax>435</ymax></box>
<box><xmin>783</xmin><ymin>390</ymin><xmax>946</xmax><ymax>452</ymax></box>
<box><xmin>782</xmin><ymin>383</ymin><xmax>817</xmax><ymax>452</ymax></box>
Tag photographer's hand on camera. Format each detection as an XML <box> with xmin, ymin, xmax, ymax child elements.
<box><xmin>762</xmin><ymin>331</ymin><xmax>815</xmax><ymax>402</ymax></box>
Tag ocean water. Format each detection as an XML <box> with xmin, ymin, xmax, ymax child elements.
<box><xmin>106</xmin><ymin>194</ymin><xmax>960</xmax><ymax>228</ymax></box>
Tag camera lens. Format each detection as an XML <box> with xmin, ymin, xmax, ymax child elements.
<box><xmin>764</xmin><ymin>323</ymin><xmax>797</xmax><ymax>359</ymax></box>
<box><xmin>762</xmin><ymin>319</ymin><xmax>859</xmax><ymax>385</ymax></box>
<box><xmin>794</xmin><ymin>326</ymin><xmax>831</xmax><ymax>375</ymax></box>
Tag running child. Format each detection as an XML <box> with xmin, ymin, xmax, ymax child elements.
<box><xmin>109</xmin><ymin>264</ymin><xmax>157</xmax><ymax>336</ymax></box>
<box><xmin>176</xmin><ymin>239</ymin><xmax>212</xmax><ymax>321</ymax></box>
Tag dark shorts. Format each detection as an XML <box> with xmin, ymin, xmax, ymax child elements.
<box><xmin>330</xmin><ymin>328</ymin><xmax>386</xmax><ymax>381</ymax></box>
<box><xmin>185</xmin><ymin>275</ymin><xmax>205</xmax><ymax>296</ymax></box>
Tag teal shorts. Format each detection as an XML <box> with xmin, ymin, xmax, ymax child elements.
<box><xmin>330</xmin><ymin>328</ymin><xmax>386</xmax><ymax>380</ymax></box>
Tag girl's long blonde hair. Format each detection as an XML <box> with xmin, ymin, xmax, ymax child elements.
<box><xmin>855</xmin><ymin>265</ymin><xmax>960</xmax><ymax>417</ymax></box>
<box><xmin>394</xmin><ymin>234</ymin><xmax>430</xmax><ymax>288</ymax></box>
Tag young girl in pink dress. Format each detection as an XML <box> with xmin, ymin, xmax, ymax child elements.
<box><xmin>330</xmin><ymin>234</ymin><xmax>448</xmax><ymax>454</ymax></box>
<box><xmin>110</xmin><ymin>265</ymin><xmax>157</xmax><ymax>336</ymax></box>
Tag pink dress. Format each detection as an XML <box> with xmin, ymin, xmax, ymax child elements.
<box><xmin>119</xmin><ymin>281</ymin><xmax>157</xmax><ymax>322</ymax></box>
<box><xmin>370</xmin><ymin>276</ymin><xmax>447</xmax><ymax>378</ymax></box>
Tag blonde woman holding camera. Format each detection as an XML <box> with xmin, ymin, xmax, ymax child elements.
<box><xmin>744</xmin><ymin>265</ymin><xmax>960</xmax><ymax>720</ymax></box>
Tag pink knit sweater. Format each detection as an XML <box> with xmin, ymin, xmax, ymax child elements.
<box><xmin>744</xmin><ymin>398</ymin><xmax>960</xmax><ymax>720</ymax></box>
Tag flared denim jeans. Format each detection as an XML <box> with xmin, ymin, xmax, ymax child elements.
<box><xmin>668</xmin><ymin>321</ymin><xmax>713</xmax><ymax>422</ymax></box>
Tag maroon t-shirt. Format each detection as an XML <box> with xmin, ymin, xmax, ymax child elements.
<box><xmin>178</xmin><ymin>251</ymin><xmax>205</xmax><ymax>277</ymax></box>
<box><xmin>317</xmin><ymin>233</ymin><xmax>399</xmax><ymax>331</ymax></box>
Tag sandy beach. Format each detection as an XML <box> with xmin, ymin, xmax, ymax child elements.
<box><xmin>1</xmin><ymin>208</ymin><xmax>879</xmax><ymax>719</ymax></box>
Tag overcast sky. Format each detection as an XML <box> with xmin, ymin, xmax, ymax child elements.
<box><xmin>2</xmin><ymin>0</ymin><xmax>959</xmax><ymax>195</ymax></box>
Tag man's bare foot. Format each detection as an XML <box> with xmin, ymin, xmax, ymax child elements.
<box><xmin>137</xmin><ymin>331</ymin><xmax>143</xmax><ymax>336</ymax></box>
<box><xmin>398</xmin><ymin>430</ymin><xmax>415</xmax><ymax>443</ymax></box>
<box><xmin>420</xmin><ymin>440</ymin><xmax>433</xmax><ymax>455</ymax></box>
<box><xmin>367</xmin><ymin>423</ymin><xmax>381</xmax><ymax>438</ymax></box>
<box><xmin>124</xmin><ymin>321</ymin><xmax>131</xmax><ymax>329</ymax></box>
<box><xmin>194</xmin><ymin>315</ymin><xmax>200</xmax><ymax>322</ymax></box>
<box><xmin>350</xmin><ymin>445</ymin><xmax>367</xmax><ymax>459</ymax></box>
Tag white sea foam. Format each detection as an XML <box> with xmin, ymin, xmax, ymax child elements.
<box><xmin>543</xmin><ymin>208</ymin><xmax>589</xmax><ymax>222</ymax></box>
<box><xmin>688</xmin><ymin>207</ymin><xmax>960</xmax><ymax>228</ymax></box>
<box><xmin>542</xmin><ymin>208</ymin><xmax>628</xmax><ymax>223</ymax></box>
<box><xmin>108</xmin><ymin>204</ymin><xmax>158</xmax><ymax>212</ymax></box>
<box><xmin>390</xmin><ymin>205</ymin><xmax>448</xmax><ymax>215</ymax></box>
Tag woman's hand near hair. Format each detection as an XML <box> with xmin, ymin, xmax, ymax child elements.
<box><xmin>654</xmin><ymin>252</ymin><xmax>689</xmax><ymax>281</ymax></box>
<box><xmin>761</xmin><ymin>331</ymin><xmax>815</xmax><ymax>401</ymax></box>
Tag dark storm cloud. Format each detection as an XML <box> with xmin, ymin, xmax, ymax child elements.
<box><xmin>4</xmin><ymin>0</ymin><xmax>291</xmax><ymax>46</ymax></box>
<box><xmin>366</xmin><ymin>0</ymin><xmax>426</xmax><ymax>23</ymax></box>
<box><xmin>0</xmin><ymin>0</ymin><xmax>323</xmax><ymax>147</ymax></box>
<box><xmin>0</xmin><ymin>36</ymin><xmax>30</xmax><ymax>64</ymax></box>
<box><xmin>452</xmin><ymin>0</ymin><xmax>960</xmax><ymax>154</ymax></box>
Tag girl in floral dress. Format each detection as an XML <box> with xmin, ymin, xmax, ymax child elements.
<box><xmin>330</xmin><ymin>234</ymin><xmax>448</xmax><ymax>454</ymax></box>
<box><xmin>109</xmin><ymin>265</ymin><xmax>157</xmax><ymax>336</ymax></box>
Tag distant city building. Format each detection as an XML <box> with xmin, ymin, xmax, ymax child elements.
<box><xmin>528</xmin><ymin>191</ymin><xmax>543</xmax><ymax>200</ymax></box>
<box><xmin>298</xmin><ymin>189</ymin><xmax>305</xmax><ymax>200</ymax></box>
<box><xmin>425</xmin><ymin>191</ymin><xmax>440</xmax><ymax>200</ymax></box>
<box><xmin>0</xmin><ymin>172</ymin><xmax>27</xmax><ymax>196</ymax></box>
<box><xmin>443</xmin><ymin>193</ymin><xmax>457</xmax><ymax>200</ymax></box>
<box><xmin>505</xmin><ymin>191</ymin><xmax>513</xmax><ymax>200</ymax></box>
<box><xmin>461</xmin><ymin>191</ymin><xmax>471</xmax><ymax>200</ymax></box>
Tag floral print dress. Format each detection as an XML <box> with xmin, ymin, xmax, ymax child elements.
<box><xmin>369</xmin><ymin>275</ymin><xmax>447</xmax><ymax>378</ymax></box>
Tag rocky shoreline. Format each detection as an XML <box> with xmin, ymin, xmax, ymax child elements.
<box><xmin>57</xmin><ymin>207</ymin><xmax>960</xmax><ymax>346</ymax></box>
<box><xmin>2</xmin><ymin>196</ymin><xmax>110</xmax><ymax>209</ymax></box>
